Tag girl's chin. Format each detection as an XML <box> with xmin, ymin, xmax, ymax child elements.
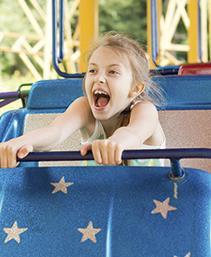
<box><xmin>91</xmin><ymin>107</ymin><xmax>112</xmax><ymax>120</ymax></box>
<box><xmin>92</xmin><ymin>112</ymin><xmax>110</xmax><ymax>120</ymax></box>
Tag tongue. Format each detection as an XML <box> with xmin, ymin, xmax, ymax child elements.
<box><xmin>97</xmin><ymin>96</ymin><xmax>109</xmax><ymax>107</ymax></box>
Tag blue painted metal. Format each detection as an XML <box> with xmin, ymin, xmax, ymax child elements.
<box><xmin>58</xmin><ymin>0</ymin><xmax>64</xmax><ymax>63</ymax></box>
<box><xmin>19</xmin><ymin>148</ymin><xmax>211</xmax><ymax>162</ymax></box>
<box><xmin>150</xmin><ymin>0</ymin><xmax>159</xmax><ymax>67</ymax></box>
<box><xmin>18</xmin><ymin>148</ymin><xmax>211</xmax><ymax>177</ymax></box>
<box><xmin>0</xmin><ymin>99</ymin><xmax>18</xmax><ymax>108</ymax></box>
<box><xmin>0</xmin><ymin>92</ymin><xmax>19</xmax><ymax>99</ymax></box>
<box><xmin>0</xmin><ymin>92</ymin><xmax>19</xmax><ymax>108</ymax></box>
<box><xmin>0</xmin><ymin>84</ymin><xmax>31</xmax><ymax>108</ymax></box>
<box><xmin>52</xmin><ymin>0</ymin><xmax>82</xmax><ymax>78</ymax></box>
<box><xmin>0</xmin><ymin>165</ymin><xmax>210</xmax><ymax>256</ymax></box>
<box><xmin>149</xmin><ymin>0</ymin><xmax>204</xmax><ymax>75</ymax></box>
<box><xmin>169</xmin><ymin>158</ymin><xmax>185</xmax><ymax>178</ymax></box>
<box><xmin>150</xmin><ymin>65</ymin><xmax>180</xmax><ymax>75</ymax></box>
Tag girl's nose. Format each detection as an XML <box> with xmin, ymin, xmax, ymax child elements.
<box><xmin>96</xmin><ymin>73</ymin><xmax>106</xmax><ymax>84</ymax></box>
<box><xmin>99</xmin><ymin>77</ymin><xmax>105</xmax><ymax>83</ymax></box>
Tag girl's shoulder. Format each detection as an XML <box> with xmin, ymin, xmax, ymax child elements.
<box><xmin>73</xmin><ymin>95</ymin><xmax>89</xmax><ymax>106</ymax></box>
<box><xmin>121</xmin><ymin>100</ymin><xmax>158</xmax><ymax>127</ymax></box>
<box><xmin>130</xmin><ymin>100</ymin><xmax>158</xmax><ymax>116</ymax></box>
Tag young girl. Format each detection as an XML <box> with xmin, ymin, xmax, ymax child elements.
<box><xmin>0</xmin><ymin>32</ymin><xmax>165</xmax><ymax>168</ymax></box>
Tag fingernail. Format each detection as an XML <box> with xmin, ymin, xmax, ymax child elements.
<box><xmin>18</xmin><ymin>151</ymin><xmax>26</xmax><ymax>158</ymax></box>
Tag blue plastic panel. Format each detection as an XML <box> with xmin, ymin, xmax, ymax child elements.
<box><xmin>0</xmin><ymin>166</ymin><xmax>210</xmax><ymax>256</ymax></box>
<box><xmin>26</xmin><ymin>75</ymin><xmax>211</xmax><ymax>112</ymax></box>
<box><xmin>1</xmin><ymin>75</ymin><xmax>211</xmax><ymax>146</ymax></box>
<box><xmin>0</xmin><ymin>109</ymin><xmax>26</xmax><ymax>142</ymax></box>
<box><xmin>152</xmin><ymin>75</ymin><xmax>211</xmax><ymax>110</ymax></box>
<box><xmin>27</xmin><ymin>78</ymin><xmax>83</xmax><ymax>110</ymax></box>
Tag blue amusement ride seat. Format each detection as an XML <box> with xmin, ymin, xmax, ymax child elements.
<box><xmin>0</xmin><ymin>74</ymin><xmax>210</xmax><ymax>256</ymax></box>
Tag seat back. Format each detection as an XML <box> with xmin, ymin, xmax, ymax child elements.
<box><xmin>153</xmin><ymin>75</ymin><xmax>211</xmax><ymax>171</ymax></box>
<box><xmin>0</xmin><ymin>165</ymin><xmax>210</xmax><ymax>256</ymax></box>
<box><xmin>24</xmin><ymin>78</ymin><xmax>83</xmax><ymax>166</ymax></box>
<box><xmin>0</xmin><ymin>75</ymin><xmax>210</xmax><ymax>171</ymax></box>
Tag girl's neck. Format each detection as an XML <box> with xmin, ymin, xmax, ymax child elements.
<box><xmin>99</xmin><ymin>113</ymin><xmax>125</xmax><ymax>137</ymax></box>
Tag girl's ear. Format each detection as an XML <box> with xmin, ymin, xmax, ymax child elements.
<box><xmin>129</xmin><ymin>83</ymin><xmax>145</xmax><ymax>98</ymax></box>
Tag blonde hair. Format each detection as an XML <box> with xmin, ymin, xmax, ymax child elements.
<box><xmin>86</xmin><ymin>31</ymin><xmax>165</xmax><ymax>107</ymax></box>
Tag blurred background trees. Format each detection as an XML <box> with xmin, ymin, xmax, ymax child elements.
<box><xmin>0</xmin><ymin>0</ymin><xmax>147</xmax><ymax>87</ymax></box>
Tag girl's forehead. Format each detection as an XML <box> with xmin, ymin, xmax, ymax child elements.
<box><xmin>89</xmin><ymin>46</ymin><xmax>131</xmax><ymax>68</ymax></box>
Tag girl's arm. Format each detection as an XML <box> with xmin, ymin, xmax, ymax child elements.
<box><xmin>0</xmin><ymin>96</ymin><xmax>90</xmax><ymax>168</ymax></box>
<box><xmin>81</xmin><ymin>101</ymin><xmax>159</xmax><ymax>165</ymax></box>
<box><xmin>110</xmin><ymin>101</ymin><xmax>159</xmax><ymax>148</ymax></box>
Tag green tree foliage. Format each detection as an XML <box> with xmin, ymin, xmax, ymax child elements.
<box><xmin>0</xmin><ymin>0</ymin><xmax>46</xmax><ymax>79</ymax></box>
<box><xmin>0</xmin><ymin>0</ymin><xmax>147</xmax><ymax>79</ymax></box>
<box><xmin>99</xmin><ymin>0</ymin><xmax>147</xmax><ymax>47</ymax></box>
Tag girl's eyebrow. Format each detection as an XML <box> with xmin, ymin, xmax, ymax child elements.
<box><xmin>108</xmin><ymin>64</ymin><xmax>121</xmax><ymax>68</ymax></box>
<box><xmin>89</xmin><ymin>63</ymin><xmax>121</xmax><ymax>67</ymax></box>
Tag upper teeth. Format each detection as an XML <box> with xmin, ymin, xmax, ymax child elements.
<box><xmin>94</xmin><ymin>89</ymin><xmax>108</xmax><ymax>95</ymax></box>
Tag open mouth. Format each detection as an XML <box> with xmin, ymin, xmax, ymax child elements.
<box><xmin>93</xmin><ymin>89</ymin><xmax>110</xmax><ymax>108</ymax></box>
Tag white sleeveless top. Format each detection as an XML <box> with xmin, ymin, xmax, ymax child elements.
<box><xmin>80</xmin><ymin>120</ymin><xmax>166</xmax><ymax>167</ymax></box>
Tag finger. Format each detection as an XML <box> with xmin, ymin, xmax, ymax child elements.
<box><xmin>7</xmin><ymin>146</ymin><xmax>18</xmax><ymax>168</ymax></box>
<box><xmin>0</xmin><ymin>148</ymin><xmax>3</xmax><ymax>168</ymax></box>
<box><xmin>0</xmin><ymin>146</ymin><xmax>8</xmax><ymax>168</ymax></box>
<box><xmin>17</xmin><ymin>145</ymin><xmax>33</xmax><ymax>159</ymax></box>
<box><xmin>115</xmin><ymin>144</ymin><xmax>123</xmax><ymax>165</ymax></box>
<box><xmin>80</xmin><ymin>143</ymin><xmax>91</xmax><ymax>156</ymax></box>
<box><xmin>108</xmin><ymin>141</ymin><xmax>116</xmax><ymax>165</ymax></box>
<box><xmin>100</xmin><ymin>140</ymin><xmax>109</xmax><ymax>164</ymax></box>
<box><xmin>92</xmin><ymin>141</ymin><xmax>102</xmax><ymax>164</ymax></box>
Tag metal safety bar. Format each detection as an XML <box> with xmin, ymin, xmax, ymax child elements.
<box><xmin>0</xmin><ymin>84</ymin><xmax>31</xmax><ymax>108</ymax></box>
<box><xmin>150</xmin><ymin>0</ymin><xmax>159</xmax><ymax>67</ymax></box>
<box><xmin>18</xmin><ymin>148</ymin><xmax>211</xmax><ymax>178</ymax></box>
<box><xmin>0</xmin><ymin>92</ymin><xmax>19</xmax><ymax>108</ymax></box>
<box><xmin>58</xmin><ymin>0</ymin><xmax>64</xmax><ymax>63</ymax></box>
<box><xmin>150</xmin><ymin>0</ymin><xmax>202</xmax><ymax>68</ymax></box>
<box><xmin>52</xmin><ymin>0</ymin><xmax>83</xmax><ymax>78</ymax></box>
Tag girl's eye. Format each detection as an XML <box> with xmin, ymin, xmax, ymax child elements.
<box><xmin>109</xmin><ymin>70</ymin><xmax>120</xmax><ymax>75</ymax></box>
<box><xmin>88</xmin><ymin>69</ymin><xmax>97</xmax><ymax>74</ymax></box>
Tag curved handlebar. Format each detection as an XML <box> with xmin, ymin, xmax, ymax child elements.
<box><xmin>150</xmin><ymin>0</ymin><xmax>159</xmax><ymax>66</ymax></box>
<box><xmin>18</xmin><ymin>148</ymin><xmax>211</xmax><ymax>178</ymax></box>
<box><xmin>52</xmin><ymin>0</ymin><xmax>82</xmax><ymax>78</ymax></box>
<box><xmin>19</xmin><ymin>148</ymin><xmax>211</xmax><ymax>162</ymax></box>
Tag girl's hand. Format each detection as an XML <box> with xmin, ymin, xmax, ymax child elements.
<box><xmin>0</xmin><ymin>141</ymin><xmax>33</xmax><ymax>168</ymax></box>
<box><xmin>80</xmin><ymin>139</ymin><xmax>123</xmax><ymax>165</ymax></box>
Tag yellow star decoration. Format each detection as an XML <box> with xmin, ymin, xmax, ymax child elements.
<box><xmin>51</xmin><ymin>176</ymin><xmax>74</xmax><ymax>194</ymax></box>
<box><xmin>78</xmin><ymin>221</ymin><xmax>101</xmax><ymax>243</ymax></box>
<box><xmin>151</xmin><ymin>197</ymin><xmax>177</xmax><ymax>219</ymax></box>
<box><xmin>3</xmin><ymin>221</ymin><xmax>28</xmax><ymax>244</ymax></box>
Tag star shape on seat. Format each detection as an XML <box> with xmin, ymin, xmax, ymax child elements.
<box><xmin>3</xmin><ymin>221</ymin><xmax>28</xmax><ymax>244</ymax></box>
<box><xmin>78</xmin><ymin>221</ymin><xmax>101</xmax><ymax>243</ymax></box>
<box><xmin>51</xmin><ymin>176</ymin><xmax>74</xmax><ymax>194</ymax></box>
<box><xmin>174</xmin><ymin>252</ymin><xmax>191</xmax><ymax>257</ymax></box>
<box><xmin>151</xmin><ymin>197</ymin><xmax>177</xmax><ymax>219</ymax></box>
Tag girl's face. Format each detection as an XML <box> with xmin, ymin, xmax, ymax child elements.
<box><xmin>85</xmin><ymin>46</ymin><xmax>134</xmax><ymax>121</ymax></box>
